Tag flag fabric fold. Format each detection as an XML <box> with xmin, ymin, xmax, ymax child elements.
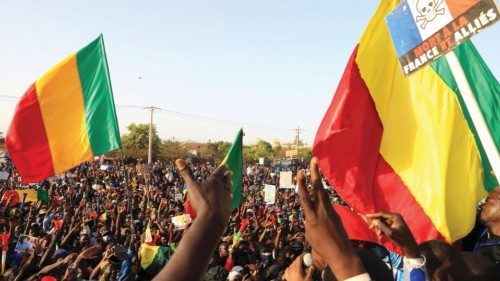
<box><xmin>314</xmin><ymin>0</ymin><xmax>498</xmax><ymax>253</ymax></box>
<box><xmin>139</xmin><ymin>243</ymin><xmax>169</xmax><ymax>276</ymax></box>
<box><xmin>221</xmin><ymin>129</ymin><xmax>243</xmax><ymax>212</ymax></box>
<box><xmin>6</xmin><ymin>35</ymin><xmax>121</xmax><ymax>184</ymax></box>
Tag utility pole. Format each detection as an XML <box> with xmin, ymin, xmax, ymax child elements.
<box><xmin>144</xmin><ymin>106</ymin><xmax>160</xmax><ymax>164</ymax></box>
<box><xmin>294</xmin><ymin>126</ymin><xmax>305</xmax><ymax>156</ymax></box>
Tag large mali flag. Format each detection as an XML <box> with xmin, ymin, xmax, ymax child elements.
<box><xmin>139</xmin><ymin>243</ymin><xmax>169</xmax><ymax>276</ymax></box>
<box><xmin>313</xmin><ymin>0</ymin><xmax>499</xmax><ymax>252</ymax></box>
<box><xmin>6</xmin><ymin>35</ymin><xmax>121</xmax><ymax>183</ymax></box>
<box><xmin>221</xmin><ymin>129</ymin><xmax>243</xmax><ymax>212</ymax></box>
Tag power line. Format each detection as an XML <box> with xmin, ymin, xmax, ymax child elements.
<box><xmin>0</xmin><ymin>95</ymin><xmax>19</xmax><ymax>99</ymax></box>
<box><xmin>1</xmin><ymin>98</ymin><xmax>307</xmax><ymax>132</ymax></box>
<box><xmin>157</xmin><ymin>108</ymin><xmax>300</xmax><ymax>131</ymax></box>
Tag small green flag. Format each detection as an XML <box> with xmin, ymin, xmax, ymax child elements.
<box><xmin>221</xmin><ymin>129</ymin><xmax>243</xmax><ymax>211</ymax></box>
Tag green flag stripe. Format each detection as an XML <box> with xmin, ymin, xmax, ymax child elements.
<box><xmin>453</xmin><ymin>41</ymin><xmax>500</xmax><ymax>149</ymax></box>
<box><xmin>76</xmin><ymin>35</ymin><xmax>121</xmax><ymax>155</ymax></box>
<box><xmin>145</xmin><ymin>246</ymin><xmax>169</xmax><ymax>275</ymax></box>
<box><xmin>223</xmin><ymin>129</ymin><xmax>243</xmax><ymax>211</ymax></box>
<box><xmin>431</xmin><ymin>41</ymin><xmax>499</xmax><ymax>191</ymax></box>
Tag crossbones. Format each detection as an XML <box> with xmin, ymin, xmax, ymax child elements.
<box><xmin>415</xmin><ymin>0</ymin><xmax>445</xmax><ymax>29</ymax></box>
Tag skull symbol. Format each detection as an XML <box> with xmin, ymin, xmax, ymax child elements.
<box><xmin>415</xmin><ymin>0</ymin><xmax>445</xmax><ymax>29</ymax></box>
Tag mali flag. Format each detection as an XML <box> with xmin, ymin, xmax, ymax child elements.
<box><xmin>221</xmin><ymin>129</ymin><xmax>243</xmax><ymax>212</ymax></box>
<box><xmin>6</xmin><ymin>35</ymin><xmax>121</xmax><ymax>184</ymax></box>
<box><xmin>2</xmin><ymin>189</ymin><xmax>49</xmax><ymax>207</ymax></box>
<box><xmin>139</xmin><ymin>243</ymin><xmax>169</xmax><ymax>276</ymax></box>
<box><xmin>313</xmin><ymin>0</ymin><xmax>499</xmax><ymax>253</ymax></box>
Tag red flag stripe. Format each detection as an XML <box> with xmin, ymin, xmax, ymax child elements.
<box><xmin>6</xmin><ymin>84</ymin><xmax>55</xmax><ymax>182</ymax></box>
<box><xmin>313</xmin><ymin>46</ymin><xmax>444</xmax><ymax>254</ymax></box>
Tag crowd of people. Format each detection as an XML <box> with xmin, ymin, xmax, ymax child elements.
<box><xmin>0</xmin><ymin>154</ymin><xmax>499</xmax><ymax>281</ymax></box>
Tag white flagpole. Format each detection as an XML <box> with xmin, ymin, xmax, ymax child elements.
<box><xmin>445</xmin><ymin>51</ymin><xmax>500</xmax><ymax>182</ymax></box>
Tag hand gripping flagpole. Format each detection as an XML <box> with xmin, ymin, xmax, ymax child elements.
<box><xmin>445</xmin><ymin>51</ymin><xmax>500</xmax><ymax>182</ymax></box>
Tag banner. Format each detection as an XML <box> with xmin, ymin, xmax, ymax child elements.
<box><xmin>386</xmin><ymin>0</ymin><xmax>499</xmax><ymax>75</ymax></box>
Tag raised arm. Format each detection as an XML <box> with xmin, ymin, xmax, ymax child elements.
<box><xmin>286</xmin><ymin>158</ymin><xmax>367</xmax><ymax>281</ymax></box>
<box><xmin>153</xmin><ymin>159</ymin><xmax>232</xmax><ymax>281</ymax></box>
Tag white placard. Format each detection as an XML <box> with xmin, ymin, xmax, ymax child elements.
<box><xmin>264</xmin><ymin>184</ymin><xmax>276</xmax><ymax>204</ymax></box>
<box><xmin>175</xmin><ymin>193</ymin><xmax>183</xmax><ymax>202</ymax></box>
<box><xmin>0</xmin><ymin>172</ymin><xmax>10</xmax><ymax>181</ymax></box>
<box><xmin>279</xmin><ymin>171</ymin><xmax>294</xmax><ymax>189</ymax></box>
<box><xmin>172</xmin><ymin>214</ymin><xmax>192</xmax><ymax>230</ymax></box>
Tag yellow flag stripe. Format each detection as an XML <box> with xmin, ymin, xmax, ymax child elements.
<box><xmin>355</xmin><ymin>0</ymin><xmax>486</xmax><ymax>242</ymax></box>
<box><xmin>35</xmin><ymin>54</ymin><xmax>93</xmax><ymax>174</ymax></box>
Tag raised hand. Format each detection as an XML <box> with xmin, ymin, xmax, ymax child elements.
<box><xmin>62</xmin><ymin>253</ymin><xmax>77</xmax><ymax>264</ymax></box>
<box><xmin>77</xmin><ymin>245</ymin><xmax>101</xmax><ymax>261</ymax></box>
<box><xmin>365</xmin><ymin>212</ymin><xmax>420</xmax><ymax>258</ymax></box>
<box><xmin>175</xmin><ymin>159</ymin><xmax>232</xmax><ymax>229</ymax></box>
<box><xmin>297</xmin><ymin>158</ymin><xmax>366</xmax><ymax>280</ymax></box>
<box><xmin>283</xmin><ymin>254</ymin><xmax>314</xmax><ymax>281</ymax></box>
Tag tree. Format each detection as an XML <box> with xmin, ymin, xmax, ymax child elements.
<box><xmin>243</xmin><ymin>140</ymin><xmax>274</xmax><ymax>163</ymax></box>
<box><xmin>161</xmin><ymin>138</ymin><xmax>188</xmax><ymax>160</ymax></box>
<box><xmin>297</xmin><ymin>147</ymin><xmax>312</xmax><ymax>162</ymax></box>
<box><xmin>272</xmin><ymin>142</ymin><xmax>286</xmax><ymax>159</ymax></box>
<box><xmin>121</xmin><ymin>123</ymin><xmax>161</xmax><ymax>161</ymax></box>
<box><xmin>214</xmin><ymin>141</ymin><xmax>232</xmax><ymax>161</ymax></box>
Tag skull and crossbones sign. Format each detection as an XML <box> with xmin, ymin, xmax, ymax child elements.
<box><xmin>415</xmin><ymin>0</ymin><xmax>446</xmax><ymax>29</ymax></box>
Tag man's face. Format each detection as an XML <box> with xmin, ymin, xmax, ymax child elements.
<box><xmin>480</xmin><ymin>188</ymin><xmax>500</xmax><ymax>225</ymax></box>
<box><xmin>80</xmin><ymin>234</ymin><xmax>90</xmax><ymax>247</ymax></box>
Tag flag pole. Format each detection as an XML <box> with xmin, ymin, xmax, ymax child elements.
<box><xmin>445</xmin><ymin>52</ymin><xmax>500</xmax><ymax>182</ymax></box>
<box><xmin>120</xmin><ymin>149</ymin><xmax>132</xmax><ymax>213</ymax></box>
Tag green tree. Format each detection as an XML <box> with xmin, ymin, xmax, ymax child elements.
<box><xmin>272</xmin><ymin>142</ymin><xmax>286</xmax><ymax>159</ymax></box>
<box><xmin>121</xmin><ymin>123</ymin><xmax>161</xmax><ymax>160</ymax></box>
<box><xmin>198</xmin><ymin>142</ymin><xmax>218</xmax><ymax>160</ymax></box>
<box><xmin>214</xmin><ymin>141</ymin><xmax>232</xmax><ymax>161</ymax></box>
<box><xmin>161</xmin><ymin>138</ymin><xmax>188</xmax><ymax>160</ymax></box>
<box><xmin>253</xmin><ymin>140</ymin><xmax>273</xmax><ymax>158</ymax></box>
<box><xmin>243</xmin><ymin>140</ymin><xmax>274</xmax><ymax>163</ymax></box>
<box><xmin>297</xmin><ymin>147</ymin><xmax>312</xmax><ymax>162</ymax></box>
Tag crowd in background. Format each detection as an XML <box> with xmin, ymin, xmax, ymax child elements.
<box><xmin>0</xmin><ymin>155</ymin><xmax>498</xmax><ymax>281</ymax></box>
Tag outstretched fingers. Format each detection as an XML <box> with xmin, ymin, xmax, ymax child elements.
<box><xmin>365</xmin><ymin>212</ymin><xmax>398</xmax><ymax>221</ymax></box>
<box><xmin>368</xmin><ymin>218</ymin><xmax>393</xmax><ymax>237</ymax></box>
<box><xmin>175</xmin><ymin>159</ymin><xmax>198</xmax><ymax>190</ymax></box>
<box><xmin>297</xmin><ymin>170</ymin><xmax>314</xmax><ymax>219</ymax></box>
<box><xmin>212</xmin><ymin>164</ymin><xmax>233</xmax><ymax>191</ymax></box>
<box><xmin>310</xmin><ymin>158</ymin><xmax>330</xmax><ymax>208</ymax></box>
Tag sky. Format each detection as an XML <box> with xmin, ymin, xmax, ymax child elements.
<box><xmin>1</xmin><ymin>1</ymin><xmax>499</xmax><ymax>146</ymax></box>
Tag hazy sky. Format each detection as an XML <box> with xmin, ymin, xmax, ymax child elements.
<box><xmin>1</xmin><ymin>1</ymin><xmax>498</xmax><ymax>145</ymax></box>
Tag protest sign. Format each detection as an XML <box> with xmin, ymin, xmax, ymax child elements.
<box><xmin>279</xmin><ymin>171</ymin><xmax>294</xmax><ymax>189</ymax></box>
<box><xmin>100</xmin><ymin>164</ymin><xmax>113</xmax><ymax>171</ymax></box>
<box><xmin>0</xmin><ymin>172</ymin><xmax>9</xmax><ymax>181</ymax></box>
<box><xmin>386</xmin><ymin>0</ymin><xmax>499</xmax><ymax>75</ymax></box>
<box><xmin>172</xmin><ymin>214</ymin><xmax>192</xmax><ymax>230</ymax></box>
<box><xmin>174</xmin><ymin>193</ymin><xmax>184</xmax><ymax>202</ymax></box>
<box><xmin>264</xmin><ymin>184</ymin><xmax>276</xmax><ymax>204</ymax></box>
